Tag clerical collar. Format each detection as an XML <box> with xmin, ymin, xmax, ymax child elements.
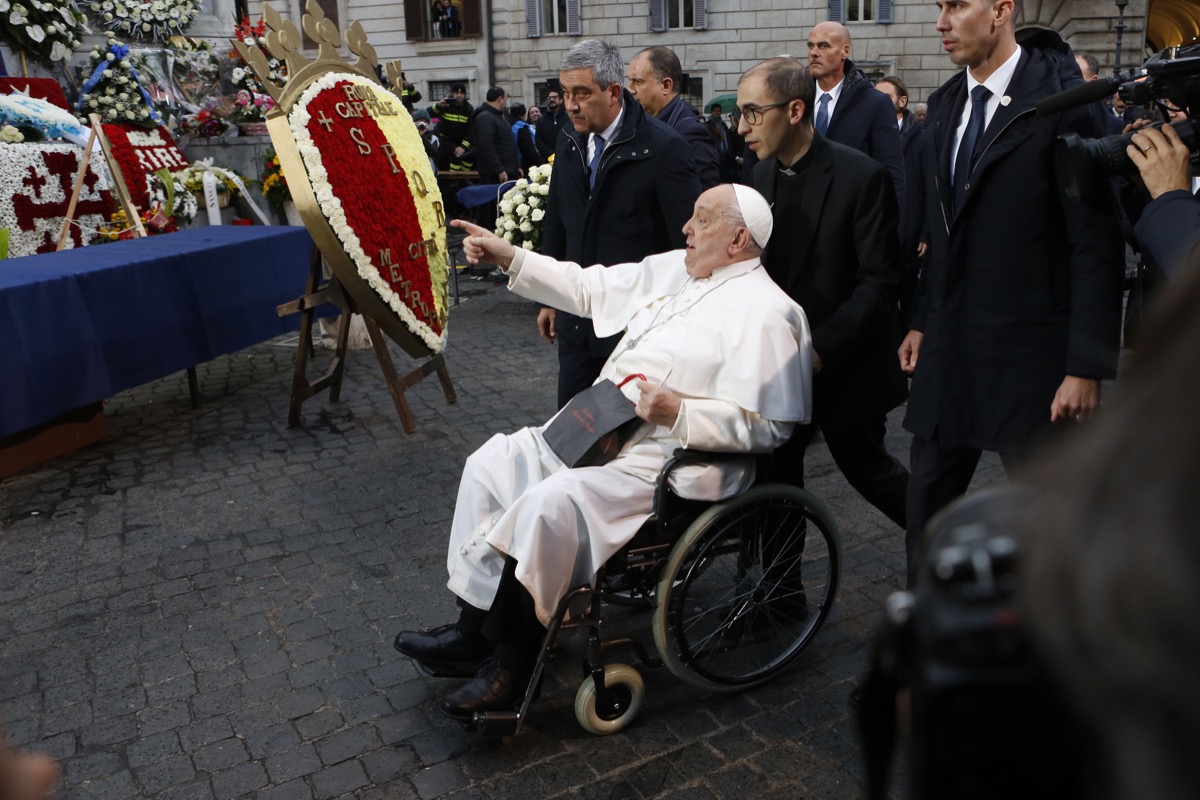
<box><xmin>777</xmin><ymin>146</ymin><xmax>815</xmax><ymax>176</ymax></box>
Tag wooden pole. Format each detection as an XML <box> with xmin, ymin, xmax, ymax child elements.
<box><xmin>19</xmin><ymin>51</ymin><xmax>27</xmax><ymax>78</ymax></box>
<box><xmin>88</xmin><ymin>113</ymin><xmax>147</xmax><ymax>238</ymax></box>
<box><xmin>55</xmin><ymin>126</ymin><xmax>100</xmax><ymax>252</ymax></box>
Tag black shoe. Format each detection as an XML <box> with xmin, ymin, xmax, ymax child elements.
<box><xmin>440</xmin><ymin>657</ymin><xmax>527</xmax><ymax>720</ymax></box>
<box><xmin>394</xmin><ymin>623</ymin><xmax>492</xmax><ymax>676</ymax></box>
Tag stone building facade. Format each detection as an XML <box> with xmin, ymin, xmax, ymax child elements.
<box><xmin>241</xmin><ymin>0</ymin><xmax>1149</xmax><ymax>112</ymax></box>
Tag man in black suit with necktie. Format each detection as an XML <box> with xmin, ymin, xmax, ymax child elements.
<box><xmin>899</xmin><ymin>0</ymin><xmax>1125</xmax><ymax>584</ymax></box>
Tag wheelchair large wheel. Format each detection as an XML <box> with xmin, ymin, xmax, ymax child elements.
<box><xmin>652</xmin><ymin>485</ymin><xmax>840</xmax><ymax>693</ymax></box>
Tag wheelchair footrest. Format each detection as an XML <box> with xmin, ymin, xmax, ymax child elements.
<box><xmin>469</xmin><ymin>710</ymin><xmax>521</xmax><ymax>734</ymax></box>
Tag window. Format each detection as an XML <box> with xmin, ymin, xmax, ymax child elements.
<box><xmin>680</xmin><ymin>75</ymin><xmax>704</xmax><ymax>113</ymax></box>
<box><xmin>405</xmin><ymin>0</ymin><xmax>482</xmax><ymax>41</ymax></box>
<box><xmin>648</xmin><ymin>0</ymin><xmax>707</xmax><ymax>32</ymax></box>
<box><xmin>428</xmin><ymin>80</ymin><xmax>471</xmax><ymax>104</ymax></box>
<box><xmin>527</xmin><ymin>0</ymin><xmax>580</xmax><ymax>37</ymax></box>
<box><xmin>302</xmin><ymin>0</ymin><xmax>340</xmax><ymax>48</ymax></box>
<box><xmin>827</xmin><ymin>0</ymin><xmax>892</xmax><ymax>23</ymax></box>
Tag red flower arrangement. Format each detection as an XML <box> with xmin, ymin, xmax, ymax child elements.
<box><xmin>1</xmin><ymin>144</ymin><xmax>114</xmax><ymax>256</ymax></box>
<box><xmin>178</xmin><ymin>109</ymin><xmax>229</xmax><ymax>139</ymax></box>
<box><xmin>102</xmin><ymin>122</ymin><xmax>189</xmax><ymax>208</ymax></box>
<box><xmin>297</xmin><ymin>79</ymin><xmax>444</xmax><ymax>339</ymax></box>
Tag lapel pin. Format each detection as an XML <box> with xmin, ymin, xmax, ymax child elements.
<box><xmin>1000</xmin><ymin>95</ymin><xmax>1011</xmax><ymax>106</ymax></box>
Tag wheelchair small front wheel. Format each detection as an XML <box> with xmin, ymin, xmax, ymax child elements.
<box><xmin>574</xmin><ymin>664</ymin><xmax>645</xmax><ymax>735</ymax></box>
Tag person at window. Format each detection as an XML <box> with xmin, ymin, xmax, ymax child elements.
<box><xmin>807</xmin><ymin>21</ymin><xmax>905</xmax><ymax>204</ymax></box>
<box><xmin>440</xmin><ymin>0</ymin><xmax>461</xmax><ymax>37</ymax></box>
<box><xmin>394</xmin><ymin>184</ymin><xmax>812</xmax><ymax>720</ymax></box>
<box><xmin>626</xmin><ymin>46</ymin><xmax>721</xmax><ymax>189</ymax></box>
<box><xmin>537</xmin><ymin>39</ymin><xmax>700</xmax><ymax>407</ymax></box>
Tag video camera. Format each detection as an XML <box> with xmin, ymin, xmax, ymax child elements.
<box><xmin>1039</xmin><ymin>45</ymin><xmax>1200</xmax><ymax>197</ymax></box>
<box><xmin>857</xmin><ymin>487</ymin><xmax>1094</xmax><ymax>800</ymax></box>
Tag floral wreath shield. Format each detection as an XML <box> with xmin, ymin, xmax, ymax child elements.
<box><xmin>237</xmin><ymin>2</ymin><xmax>449</xmax><ymax>356</ymax></box>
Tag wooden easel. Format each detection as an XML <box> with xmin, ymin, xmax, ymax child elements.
<box><xmin>277</xmin><ymin>247</ymin><xmax>457</xmax><ymax>433</ymax></box>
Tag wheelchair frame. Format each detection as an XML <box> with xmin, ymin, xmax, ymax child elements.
<box><xmin>468</xmin><ymin>450</ymin><xmax>843</xmax><ymax>736</ymax></box>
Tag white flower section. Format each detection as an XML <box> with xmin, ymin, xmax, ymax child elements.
<box><xmin>290</xmin><ymin>72</ymin><xmax>445</xmax><ymax>353</ymax></box>
<box><xmin>495</xmin><ymin>162</ymin><xmax>551</xmax><ymax>253</ymax></box>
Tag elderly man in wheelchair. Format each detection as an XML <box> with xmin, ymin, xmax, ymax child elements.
<box><xmin>395</xmin><ymin>185</ymin><xmax>838</xmax><ymax>732</ymax></box>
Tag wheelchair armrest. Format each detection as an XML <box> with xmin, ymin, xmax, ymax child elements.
<box><xmin>652</xmin><ymin>449</ymin><xmax>750</xmax><ymax>517</ymax></box>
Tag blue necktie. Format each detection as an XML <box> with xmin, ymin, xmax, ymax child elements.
<box><xmin>954</xmin><ymin>85</ymin><xmax>992</xmax><ymax>211</ymax></box>
<box><xmin>588</xmin><ymin>134</ymin><xmax>605</xmax><ymax>191</ymax></box>
<box><xmin>814</xmin><ymin>93</ymin><xmax>831</xmax><ymax>136</ymax></box>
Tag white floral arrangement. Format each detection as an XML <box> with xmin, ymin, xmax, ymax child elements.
<box><xmin>172</xmin><ymin>158</ymin><xmax>244</xmax><ymax>194</ymax></box>
<box><xmin>88</xmin><ymin>0</ymin><xmax>200</xmax><ymax>42</ymax></box>
<box><xmin>229</xmin><ymin>66</ymin><xmax>280</xmax><ymax>123</ymax></box>
<box><xmin>228</xmin><ymin>17</ymin><xmax>287</xmax><ymax>123</ymax></box>
<box><xmin>0</xmin><ymin>92</ymin><xmax>92</xmax><ymax>147</ymax></box>
<box><xmin>75</xmin><ymin>38</ymin><xmax>160</xmax><ymax>127</ymax></box>
<box><xmin>0</xmin><ymin>0</ymin><xmax>88</xmax><ymax>67</ymax></box>
<box><xmin>145</xmin><ymin>168</ymin><xmax>199</xmax><ymax>225</ymax></box>
<box><xmin>495</xmin><ymin>163</ymin><xmax>552</xmax><ymax>251</ymax></box>
<box><xmin>0</xmin><ymin>124</ymin><xmax>24</xmax><ymax>143</ymax></box>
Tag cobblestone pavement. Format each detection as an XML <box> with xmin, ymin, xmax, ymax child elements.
<box><xmin>0</xmin><ymin>276</ymin><xmax>1001</xmax><ymax>800</ymax></box>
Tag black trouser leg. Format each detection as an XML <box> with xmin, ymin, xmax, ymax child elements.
<box><xmin>905</xmin><ymin>436</ymin><xmax>982</xmax><ymax>587</ymax></box>
<box><xmin>481</xmin><ymin>557</ymin><xmax>546</xmax><ymax>674</ymax></box>
<box><xmin>824</xmin><ymin>420</ymin><xmax>910</xmax><ymax>529</ymax></box>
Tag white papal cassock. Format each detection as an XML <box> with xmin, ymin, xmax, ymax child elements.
<box><xmin>446</xmin><ymin>248</ymin><xmax>813</xmax><ymax>626</ymax></box>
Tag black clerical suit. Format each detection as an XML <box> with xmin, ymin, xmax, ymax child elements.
<box><xmin>752</xmin><ymin>135</ymin><xmax>909</xmax><ymax>527</ymax></box>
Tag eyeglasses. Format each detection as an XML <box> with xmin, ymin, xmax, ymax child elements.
<box><xmin>738</xmin><ymin>100</ymin><xmax>795</xmax><ymax>125</ymax></box>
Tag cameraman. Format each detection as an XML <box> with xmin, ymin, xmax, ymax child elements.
<box><xmin>1128</xmin><ymin>123</ymin><xmax>1200</xmax><ymax>279</ymax></box>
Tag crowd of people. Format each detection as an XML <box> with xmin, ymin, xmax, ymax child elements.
<box><xmin>388</xmin><ymin>2</ymin><xmax>1199</xmax><ymax>782</ymax></box>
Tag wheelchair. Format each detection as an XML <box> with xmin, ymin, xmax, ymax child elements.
<box><xmin>467</xmin><ymin>450</ymin><xmax>843</xmax><ymax>736</ymax></box>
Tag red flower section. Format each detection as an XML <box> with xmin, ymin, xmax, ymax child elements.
<box><xmin>103</xmin><ymin>123</ymin><xmax>190</xmax><ymax>209</ymax></box>
<box><xmin>304</xmin><ymin>82</ymin><xmax>442</xmax><ymax>335</ymax></box>
<box><xmin>12</xmin><ymin>149</ymin><xmax>114</xmax><ymax>253</ymax></box>
<box><xmin>0</xmin><ymin>78</ymin><xmax>69</xmax><ymax>109</ymax></box>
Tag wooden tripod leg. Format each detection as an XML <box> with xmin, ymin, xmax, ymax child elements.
<box><xmin>284</xmin><ymin>249</ymin><xmax>351</xmax><ymax>426</ymax></box>
<box><xmin>362</xmin><ymin>315</ymin><xmax>418</xmax><ymax>433</ymax></box>
<box><xmin>436</xmin><ymin>362</ymin><xmax>457</xmax><ymax>404</ymax></box>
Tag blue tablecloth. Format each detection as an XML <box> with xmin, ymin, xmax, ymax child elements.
<box><xmin>0</xmin><ymin>226</ymin><xmax>315</xmax><ymax>439</ymax></box>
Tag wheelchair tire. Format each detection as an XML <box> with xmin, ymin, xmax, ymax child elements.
<box><xmin>574</xmin><ymin>664</ymin><xmax>645</xmax><ymax>735</ymax></box>
<box><xmin>652</xmin><ymin>484</ymin><xmax>841</xmax><ymax>693</ymax></box>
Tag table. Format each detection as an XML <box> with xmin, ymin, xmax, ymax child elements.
<box><xmin>0</xmin><ymin>226</ymin><xmax>315</xmax><ymax>440</ymax></box>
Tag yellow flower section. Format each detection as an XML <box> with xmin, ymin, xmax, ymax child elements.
<box><xmin>358</xmin><ymin>78</ymin><xmax>450</xmax><ymax>329</ymax></box>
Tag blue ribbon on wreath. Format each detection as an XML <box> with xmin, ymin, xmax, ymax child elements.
<box><xmin>76</xmin><ymin>43</ymin><xmax>163</xmax><ymax>125</ymax></box>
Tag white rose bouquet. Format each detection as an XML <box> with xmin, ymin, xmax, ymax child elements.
<box><xmin>88</xmin><ymin>0</ymin><xmax>200</xmax><ymax>41</ymax></box>
<box><xmin>74</xmin><ymin>36</ymin><xmax>160</xmax><ymax>129</ymax></box>
<box><xmin>495</xmin><ymin>163</ymin><xmax>552</xmax><ymax>252</ymax></box>
<box><xmin>0</xmin><ymin>0</ymin><xmax>88</xmax><ymax>68</ymax></box>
